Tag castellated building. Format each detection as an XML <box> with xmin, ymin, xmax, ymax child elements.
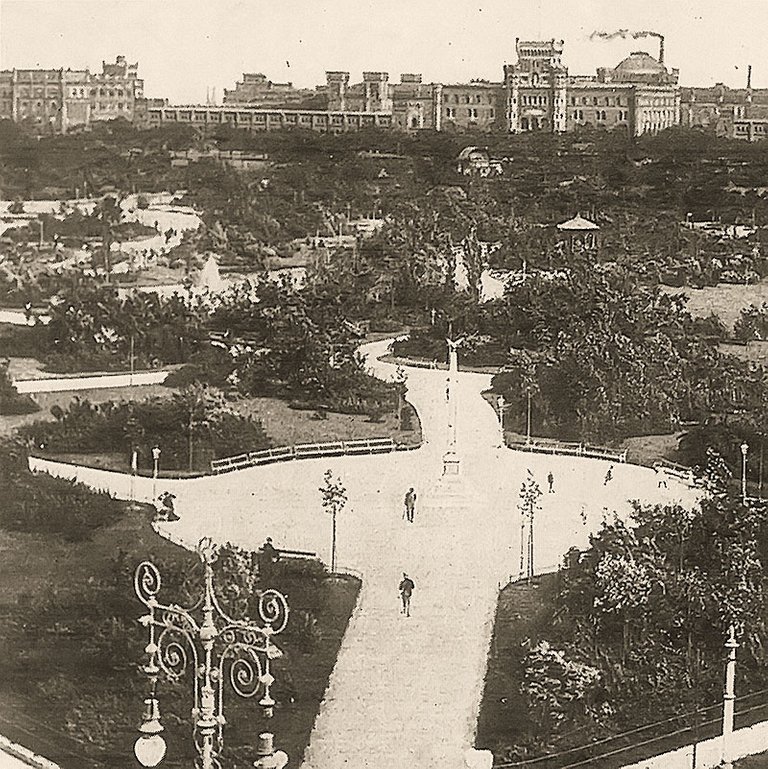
<box><xmin>144</xmin><ymin>40</ymin><xmax>683</xmax><ymax>137</ymax></box>
<box><xmin>505</xmin><ymin>39</ymin><xmax>679</xmax><ymax>136</ymax></box>
<box><xmin>0</xmin><ymin>56</ymin><xmax>143</xmax><ymax>134</ymax></box>
<box><xmin>5</xmin><ymin>43</ymin><xmax>768</xmax><ymax>140</ymax></box>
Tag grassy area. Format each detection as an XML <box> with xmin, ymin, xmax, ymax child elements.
<box><xmin>475</xmin><ymin>574</ymin><xmax>559</xmax><ymax>763</ymax></box>
<box><xmin>2</xmin><ymin>377</ymin><xmax>421</xmax><ymax>473</ymax></box>
<box><xmin>0</xmin><ymin>501</ymin><xmax>360</xmax><ymax>768</ymax></box>
<box><xmin>619</xmin><ymin>432</ymin><xmax>685</xmax><ymax>466</ymax></box>
<box><xmin>0</xmin><ymin>383</ymin><xmax>174</xmax><ymax>438</ymax></box>
<box><xmin>660</xmin><ymin>281</ymin><xmax>768</xmax><ymax>331</ymax></box>
<box><xmin>477</xmin><ymin>574</ymin><xmax>768</xmax><ymax>769</ymax></box>
<box><xmin>739</xmin><ymin>753</ymin><xmax>768</xmax><ymax>768</ymax></box>
<box><xmin>232</xmin><ymin>395</ymin><xmax>421</xmax><ymax>449</ymax></box>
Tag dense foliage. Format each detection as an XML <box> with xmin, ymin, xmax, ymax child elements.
<box><xmin>211</xmin><ymin>277</ymin><xmax>399</xmax><ymax>414</ymax></box>
<box><xmin>0</xmin><ymin>358</ymin><xmax>38</xmax><ymax>415</ymax></box>
<box><xmin>0</xmin><ymin>439</ymin><xmax>123</xmax><ymax>540</ymax></box>
<box><xmin>487</xmin><ymin>454</ymin><xmax>768</xmax><ymax>762</ymax></box>
<box><xmin>19</xmin><ymin>385</ymin><xmax>270</xmax><ymax>471</ymax></box>
<box><xmin>40</xmin><ymin>285</ymin><xmax>207</xmax><ymax>371</ymax></box>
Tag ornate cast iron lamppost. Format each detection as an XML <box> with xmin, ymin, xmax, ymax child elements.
<box><xmin>134</xmin><ymin>537</ymin><xmax>290</xmax><ymax>769</ymax></box>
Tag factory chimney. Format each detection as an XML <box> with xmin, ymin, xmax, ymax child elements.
<box><xmin>658</xmin><ymin>35</ymin><xmax>665</xmax><ymax>65</ymax></box>
<box><xmin>748</xmin><ymin>64</ymin><xmax>753</xmax><ymax>90</ymax></box>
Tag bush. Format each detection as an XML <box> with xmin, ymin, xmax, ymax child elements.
<box><xmin>0</xmin><ymin>439</ymin><xmax>123</xmax><ymax>541</ymax></box>
<box><xmin>20</xmin><ymin>388</ymin><xmax>271</xmax><ymax>472</ymax></box>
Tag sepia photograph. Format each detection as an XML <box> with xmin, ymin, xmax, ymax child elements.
<box><xmin>2</xmin><ymin>1</ymin><xmax>768</xmax><ymax>767</ymax></box>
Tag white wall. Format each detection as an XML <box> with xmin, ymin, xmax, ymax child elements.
<box><xmin>619</xmin><ymin>719</ymin><xmax>768</xmax><ymax>769</ymax></box>
<box><xmin>15</xmin><ymin>370</ymin><xmax>169</xmax><ymax>393</ymax></box>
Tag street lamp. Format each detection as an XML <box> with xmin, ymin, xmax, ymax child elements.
<box><xmin>721</xmin><ymin>625</ymin><xmax>739</xmax><ymax>769</ymax></box>
<box><xmin>151</xmin><ymin>445</ymin><xmax>161</xmax><ymax>502</ymax></box>
<box><xmin>134</xmin><ymin>537</ymin><xmax>290</xmax><ymax>769</ymax></box>
<box><xmin>741</xmin><ymin>442</ymin><xmax>749</xmax><ymax>504</ymax></box>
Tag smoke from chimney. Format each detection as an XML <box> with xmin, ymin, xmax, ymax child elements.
<box><xmin>590</xmin><ymin>29</ymin><xmax>665</xmax><ymax>63</ymax></box>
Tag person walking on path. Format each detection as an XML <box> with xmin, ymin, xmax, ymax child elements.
<box><xmin>547</xmin><ymin>471</ymin><xmax>555</xmax><ymax>493</ymax></box>
<box><xmin>404</xmin><ymin>487</ymin><xmax>417</xmax><ymax>523</ymax></box>
<box><xmin>258</xmin><ymin>537</ymin><xmax>280</xmax><ymax>582</ymax></box>
<box><xmin>399</xmin><ymin>573</ymin><xmax>415</xmax><ymax>617</ymax></box>
<box><xmin>604</xmin><ymin>465</ymin><xmax>614</xmax><ymax>486</ymax></box>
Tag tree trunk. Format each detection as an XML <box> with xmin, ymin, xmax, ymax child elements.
<box><xmin>188</xmin><ymin>416</ymin><xmax>194</xmax><ymax>471</ymax></box>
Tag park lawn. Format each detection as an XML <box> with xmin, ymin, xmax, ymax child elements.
<box><xmin>660</xmin><ymin>281</ymin><xmax>768</xmax><ymax>331</ymax></box>
<box><xmin>475</xmin><ymin>575</ymin><xmax>559</xmax><ymax>762</ymax></box>
<box><xmin>0</xmin><ymin>501</ymin><xmax>360</xmax><ymax>768</ymax></box>
<box><xmin>738</xmin><ymin>753</ymin><xmax>768</xmax><ymax>767</ymax></box>
<box><xmin>619</xmin><ymin>431</ymin><xmax>685</xmax><ymax>466</ymax></box>
<box><xmin>0</xmin><ymin>383</ymin><xmax>176</xmax><ymax>437</ymax></box>
<box><xmin>232</xmin><ymin>395</ymin><xmax>421</xmax><ymax>449</ymax></box>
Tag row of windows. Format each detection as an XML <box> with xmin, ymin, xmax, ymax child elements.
<box><xmin>445</xmin><ymin>107</ymin><xmax>495</xmax><ymax>119</ymax></box>
<box><xmin>443</xmin><ymin>93</ymin><xmax>491</xmax><ymax>104</ymax></box>
<box><xmin>13</xmin><ymin>85</ymin><xmax>133</xmax><ymax>97</ymax></box>
<box><xmin>521</xmin><ymin>94</ymin><xmax>548</xmax><ymax>106</ymax></box>
<box><xmin>156</xmin><ymin>111</ymin><xmax>391</xmax><ymax>126</ymax></box>
<box><xmin>15</xmin><ymin>87</ymin><xmax>60</xmax><ymax>97</ymax></box>
<box><xmin>17</xmin><ymin>99</ymin><xmax>58</xmax><ymax>109</ymax></box>
<box><xmin>571</xmin><ymin>95</ymin><xmax>628</xmax><ymax>107</ymax></box>
<box><xmin>641</xmin><ymin>109</ymin><xmax>675</xmax><ymax>121</ymax></box>
<box><xmin>571</xmin><ymin>109</ymin><xmax>629</xmax><ymax>122</ymax></box>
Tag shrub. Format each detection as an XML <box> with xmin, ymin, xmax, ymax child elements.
<box><xmin>19</xmin><ymin>389</ymin><xmax>271</xmax><ymax>472</ymax></box>
<box><xmin>0</xmin><ymin>439</ymin><xmax>123</xmax><ymax>541</ymax></box>
<box><xmin>0</xmin><ymin>358</ymin><xmax>39</xmax><ymax>415</ymax></box>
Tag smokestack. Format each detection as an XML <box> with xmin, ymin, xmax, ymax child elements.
<box><xmin>659</xmin><ymin>35</ymin><xmax>664</xmax><ymax>65</ymax></box>
<box><xmin>748</xmin><ymin>64</ymin><xmax>753</xmax><ymax>90</ymax></box>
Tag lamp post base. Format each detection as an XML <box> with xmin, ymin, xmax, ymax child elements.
<box><xmin>442</xmin><ymin>451</ymin><xmax>461</xmax><ymax>476</ymax></box>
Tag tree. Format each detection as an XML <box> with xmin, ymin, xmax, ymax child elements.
<box><xmin>171</xmin><ymin>383</ymin><xmax>229</xmax><ymax>471</ymax></box>
<box><xmin>320</xmin><ymin>469</ymin><xmax>347</xmax><ymax>573</ymax></box>
<box><xmin>517</xmin><ymin>470</ymin><xmax>542</xmax><ymax>582</ymax></box>
<box><xmin>94</xmin><ymin>194</ymin><xmax>123</xmax><ymax>277</ymax></box>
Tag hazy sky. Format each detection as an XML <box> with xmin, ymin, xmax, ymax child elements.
<box><xmin>1</xmin><ymin>0</ymin><xmax>767</xmax><ymax>104</ymax></box>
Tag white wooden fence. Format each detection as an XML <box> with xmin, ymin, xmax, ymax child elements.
<box><xmin>210</xmin><ymin>437</ymin><xmax>417</xmax><ymax>474</ymax></box>
<box><xmin>507</xmin><ymin>439</ymin><xmax>628</xmax><ymax>463</ymax></box>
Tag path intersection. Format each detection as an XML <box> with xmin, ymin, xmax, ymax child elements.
<box><xmin>159</xmin><ymin>338</ymin><xmax>698</xmax><ymax>769</ymax></box>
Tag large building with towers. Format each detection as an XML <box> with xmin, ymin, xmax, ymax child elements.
<box><xmin>5</xmin><ymin>42</ymin><xmax>768</xmax><ymax>140</ymax></box>
<box><xmin>0</xmin><ymin>56</ymin><xmax>143</xmax><ymax>134</ymax></box>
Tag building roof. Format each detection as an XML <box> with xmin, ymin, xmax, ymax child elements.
<box><xmin>615</xmin><ymin>51</ymin><xmax>665</xmax><ymax>75</ymax></box>
<box><xmin>557</xmin><ymin>215</ymin><xmax>599</xmax><ymax>232</ymax></box>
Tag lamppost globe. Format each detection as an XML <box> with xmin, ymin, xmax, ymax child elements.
<box><xmin>134</xmin><ymin>734</ymin><xmax>166</xmax><ymax>768</ymax></box>
<box><xmin>741</xmin><ymin>442</ymin><xmax>749</xmax><ymax>457</ymax></box>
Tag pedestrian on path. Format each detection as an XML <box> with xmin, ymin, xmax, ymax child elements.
<box><xmin>604</xmin><ymin>465</ymin><xmax>614</xmax><ymax>485</ymax></box>
<box><xmin>655</xmin><ymin>466</ymin><xmax>668</xmax><ymax>488</ymax></box>
<box><xmin>404</xmin><ymin>487</ymin><xmax>417</xmax><ymax>522</ymax></box>
<box><xmin>547</xmin><ymin>471</ymin><xmax>555</xmax><ymax>493</ymax></box>
<box><xmin>258</xmin><ymin>537</ymin><xmax>280</xmax><ymax>582</ymax></box>
<box><xmin>445</xmin><ymin>377</ymin><xmax>451</xmax><ymax>402</ymax></box>
<box><xmin>399</xmin><ymin>573</ymin><xmax>415</xmax><ymax>617</ymax></box>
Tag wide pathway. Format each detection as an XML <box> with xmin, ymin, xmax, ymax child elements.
<box><xmin>149</xmin><ymin>339</ymin><xmax>698</xmax><ymax>769</ymax></box>
<box><xmin>22</xmin><ymin>336</ymin><xmax>698</xmax><ymax>768</ymax></box>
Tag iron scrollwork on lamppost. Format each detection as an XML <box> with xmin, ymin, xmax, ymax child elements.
<box><xmin>134</xmin><ymin>537</ymin><xmax>290</xmax><ymax>769</ymax></box>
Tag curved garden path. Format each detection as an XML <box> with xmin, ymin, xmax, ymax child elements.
<box><xmin>19</xmin><ymin>334</ymin><xmax>700</xmax><ymax>768</ymax></box>
<box><xmin>145</xmin><ymin>338</ymin><xmax>699</xmax><ymax>769</ymax></box>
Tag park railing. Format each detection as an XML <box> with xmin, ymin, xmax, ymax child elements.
<box><xmin>507</xmin><ymin>439</ymin><xmax>628</xmax><ymax>464</ymax></box>
<box><xmin>653</xmin><ymin>459</ymin><xmax>696</xmax><ymax>484</ymax></box>
<box><xmin>210</xmin><ymin>437</ymin><xmax>414</xmax><ymax>474</ymax></box>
